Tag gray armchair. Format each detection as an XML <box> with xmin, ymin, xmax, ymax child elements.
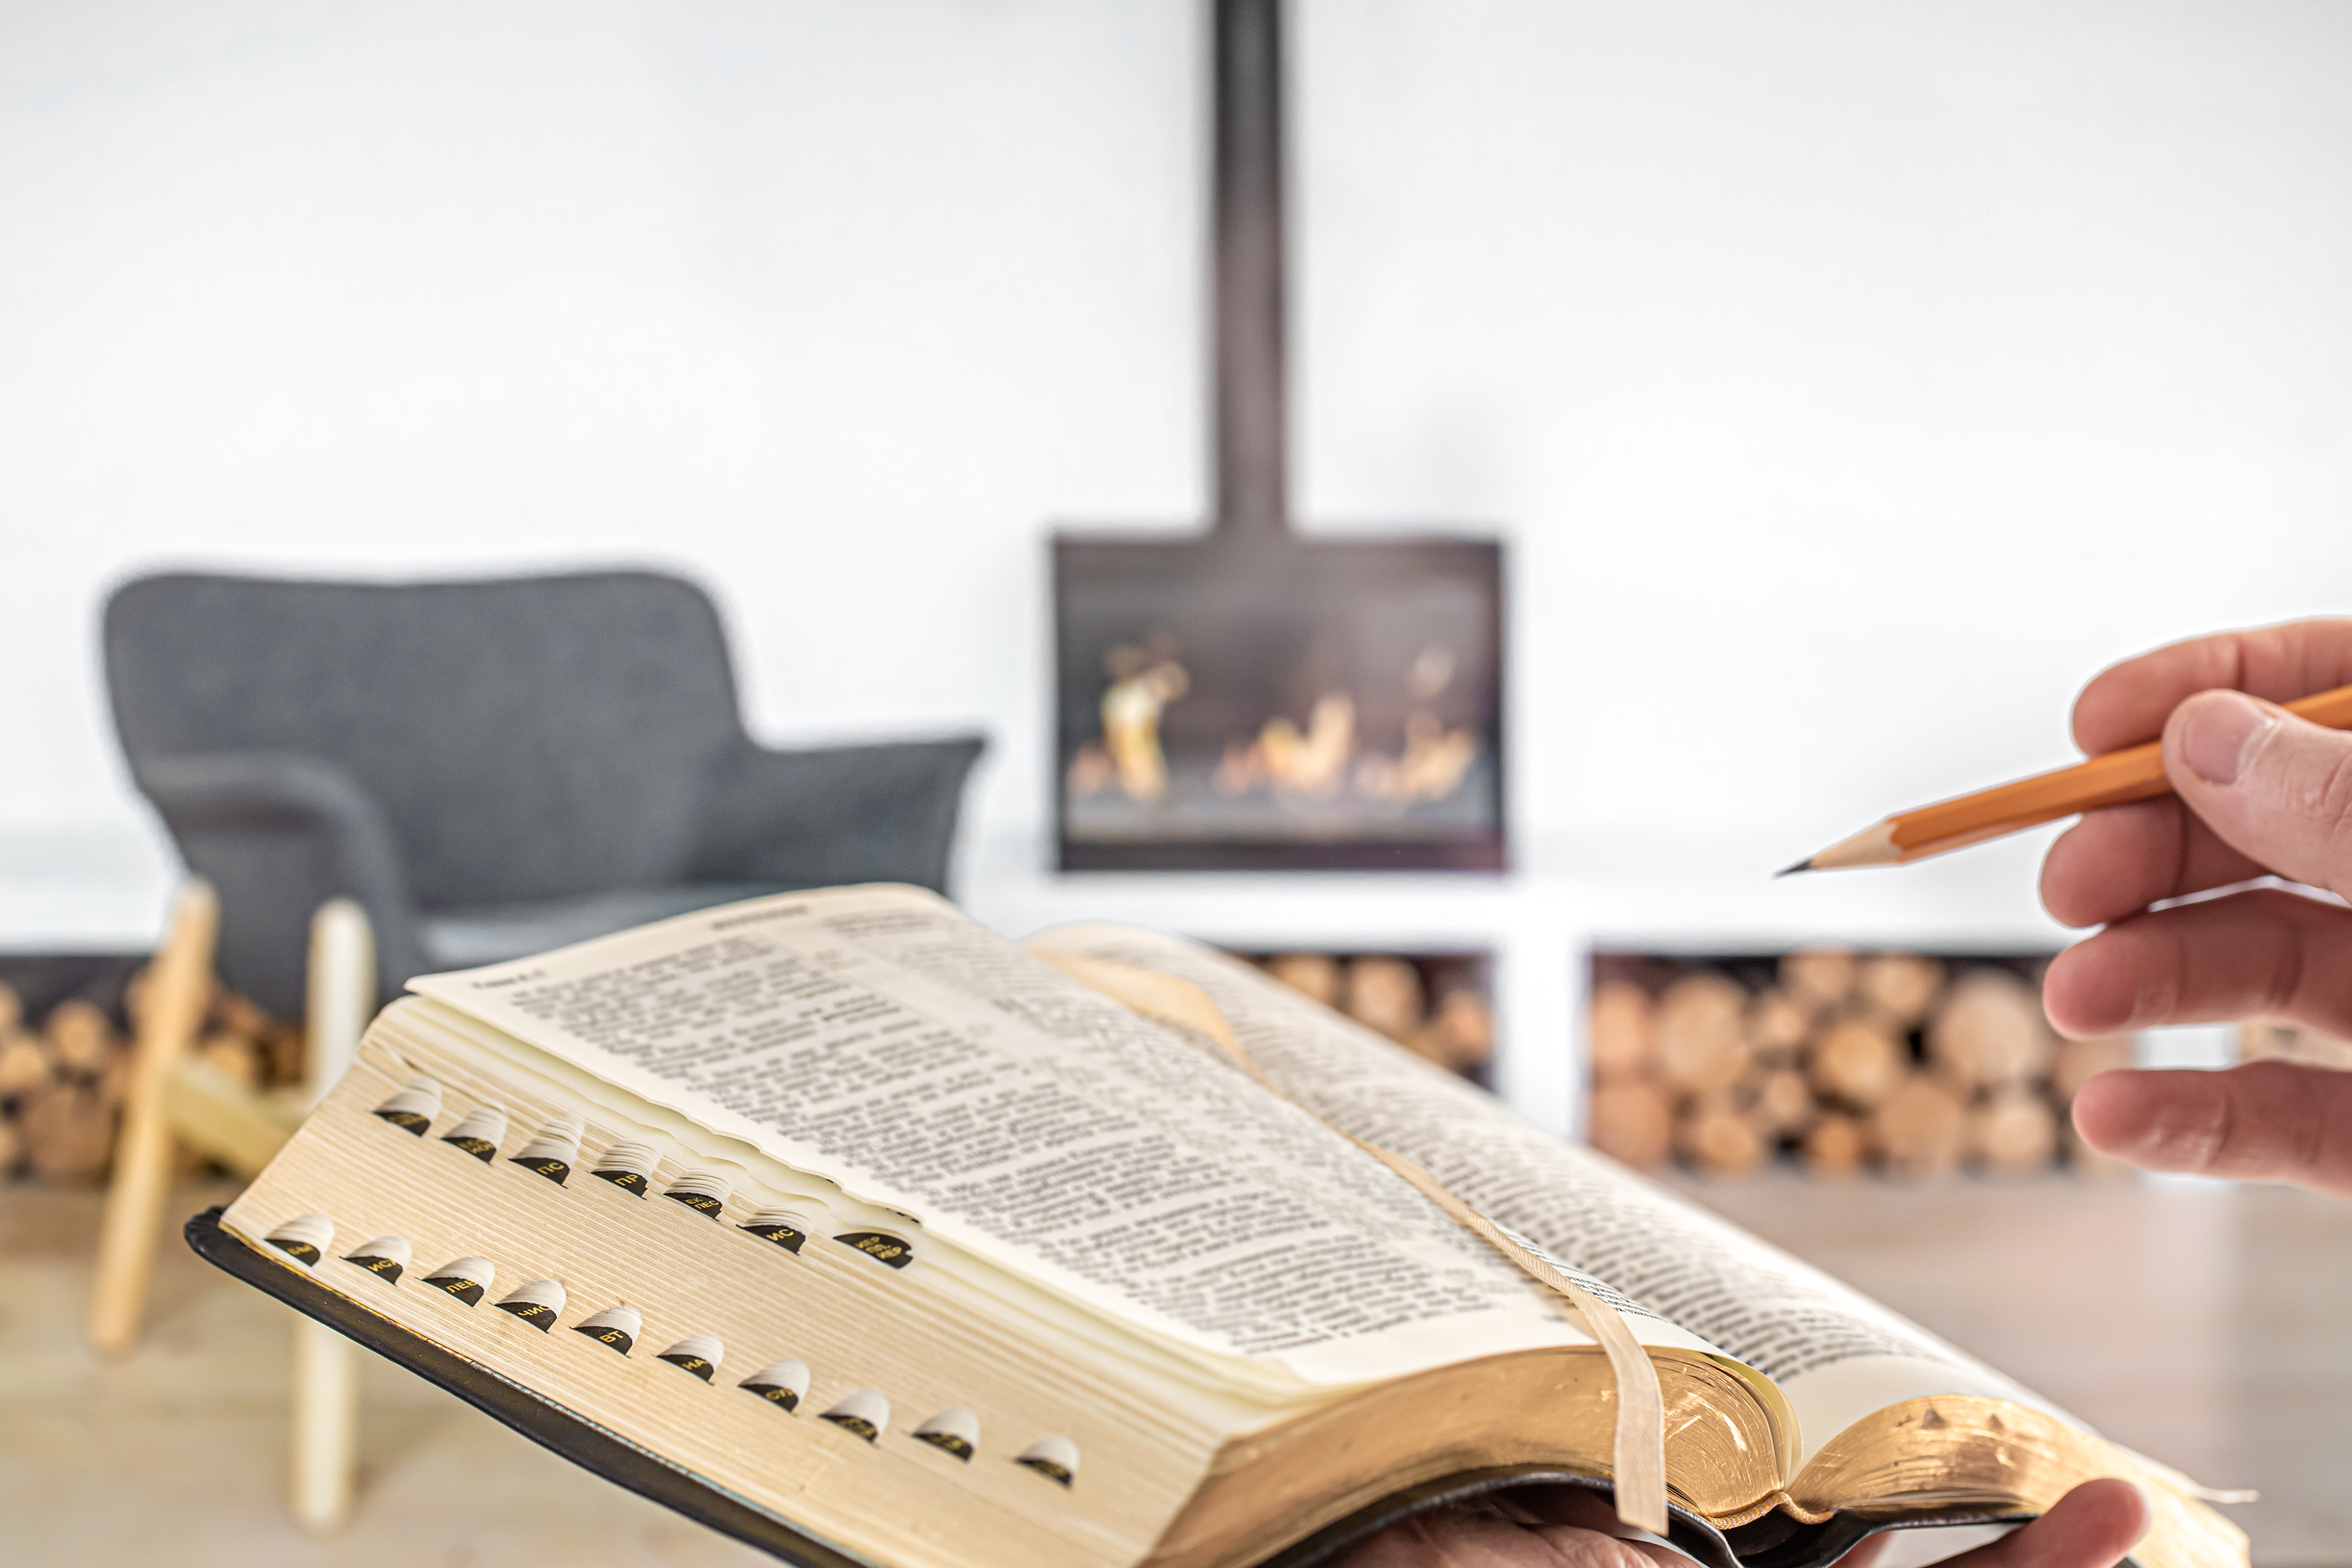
<box><xmin>104</xmin><ymin>572</ymin><xmax>985</xmax><ymax>1019</ymax></box>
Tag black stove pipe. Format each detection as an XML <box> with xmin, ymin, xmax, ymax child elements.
<box><xmin>1211</xmin><ymin>0</ymin><xmax>1288</xmax><ymax>537</ymax></box>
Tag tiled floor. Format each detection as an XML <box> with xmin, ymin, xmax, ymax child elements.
<box><xmin>2</xmin><ymin>1174</ymin><xmax>2343</xmax><ymax>1565</ymax></box>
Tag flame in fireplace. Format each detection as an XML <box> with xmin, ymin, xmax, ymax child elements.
<box><xmin>1068</xmin><ymin>639</ymin><xmax>1479</xmax><ymax>811</ymax></box>
<box><xmin>1218</xmin><ymin>693</ymin><xmax>1354</xmax><ymax>798</ymax></box>
<box><xmin>1354</xmin><ymin>711</ymin><xmax>1478</xmax><ymax>803</ymax></box>
<box><xmin>1082</xmin><ymin>640</ymin><xmax>1189</xmax><ymax>803</ymax></box>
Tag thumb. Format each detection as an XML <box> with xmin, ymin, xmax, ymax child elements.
<box><xmin>1934</xmin><ymin>1479</ymin><xmax>2147</xmax><ymax>1568</ymax></box>
<box><xmin>2166</xmin><ymin>689</ymin><xmax>2352</xmax><ymax>897</ymax></box>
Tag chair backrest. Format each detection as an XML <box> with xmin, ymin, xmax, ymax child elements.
<box><xmin>104</xmin><ymin>572</ymin><xmax>746</xmax><ymax>909</ymax></box>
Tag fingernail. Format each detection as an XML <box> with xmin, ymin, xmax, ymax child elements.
<box><xmin>2179</xmin><ymin>691</ymin><xmax>2277</xmax><ymax>786</ymax></box>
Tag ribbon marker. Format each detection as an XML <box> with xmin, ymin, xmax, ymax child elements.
<box><xmin>1037</xmin><ymin>952</ymin><xmax>1671</xmax><ymax>1538</ymax></box>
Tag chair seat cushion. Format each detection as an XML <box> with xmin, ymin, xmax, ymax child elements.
<box><xmin>418</xmin><ymin>884</ymin><xmax>799</xmax><ymax>972</ymax></box>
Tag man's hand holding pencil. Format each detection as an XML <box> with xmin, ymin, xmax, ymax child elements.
<box><xmin>1351</xmin><ymin>623</ymin><xmax>2351</xmax><ymax>1568</ymax></box>
<box><xmin>1791</xmin><ymin>616</ymin><xmax>2352</xmax><ymax>1195</ymax></box>
<box><xmin>2038</xmin><ymin>620</ymin><xmax>2352</xmax><ymax>1196</ymax></box>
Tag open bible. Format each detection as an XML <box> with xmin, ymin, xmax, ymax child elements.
<box><xmin>196</xmin><ymin>885</ymin><xmax>2244</xmax><ymax>1568</ymax></box>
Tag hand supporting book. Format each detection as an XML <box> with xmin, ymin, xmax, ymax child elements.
<box><xmin>2039</xmin><ymin>619</ymin><xmax>2352</xmax><ymax>1195</ymax></box>
<box><xmin>1335</xmin><ymin>1476</ymin><xmax>2150</xmax><ymax>1568</ymax></box>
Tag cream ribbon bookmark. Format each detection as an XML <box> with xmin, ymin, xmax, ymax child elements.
<box><xmin>1036</xmin><ymin>952</ymin><xmax>1672</xmax><ymax>1538</ymax></box>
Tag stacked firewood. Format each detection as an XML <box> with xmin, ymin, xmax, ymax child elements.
<box><xmin>0</xmin><ymin>975</ymin><xmax>298</xmax><ymax>1185</ymax></box>
<box><xmin>1254</xmin><ymin>952</ymin><xmax>1496</xmax><ymax>1079</ymax></box>
<box><xmin>2237</xmin><ymin>1020</ymin><xmax>2352</xmax><ymax>1070</ymax></box>
<box><xmin>1586</xmin><ymin>949</ymin><xmax>2134</xmax><ymax>1180</ymax></box>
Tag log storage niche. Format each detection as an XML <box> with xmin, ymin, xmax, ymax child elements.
<box><xmin>1240</xmin><ymin>949</ymin><xmax>1494</xmax><ymax>1085</ymax></box>
<box><xmin>0</xmin><ymin>958</ymin><xmax>299</xmax><ymax>1188</ymax></box>
<box><xmin>1585</xmin><ymin>948</ymin><xmax>2136</xmax><ymax>1181</ymax></box>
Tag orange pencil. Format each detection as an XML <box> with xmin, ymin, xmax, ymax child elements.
<box><xmin>1782</xmin><ymin>681</ymin><xmax>2352</xmax><ymax>873</ymax></box>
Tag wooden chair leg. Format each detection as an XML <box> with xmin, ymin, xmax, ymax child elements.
<box><xmin>89</xmin><ymin>880</ymin><xmax>219</xmax><ymax>1359</ymax></box>
<box><xmin>288</xmin><ymin>897</ymin><xmax>373</xmax><ymax>1534</ymax></box>
<box><xmin>300</xmin><ymin>898</ymin><xmax>373</xmax><ymax>1108</ymax></box>
<box><xmin>290</xmin><ymin>1315</ymin><xmax>361</xmax><ymax>1534</ymax></box>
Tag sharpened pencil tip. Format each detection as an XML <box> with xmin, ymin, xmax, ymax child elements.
<box><xmin>1773</xmin><ymin>857</ymin><xmax>1815</xmax><ymax>879</ymax></box>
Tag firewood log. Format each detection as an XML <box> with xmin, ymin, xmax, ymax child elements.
<box><xmin>2236</xmin><ymin>1021</ymin><xmax>2291</xmax><ymax>1062</ymax></box>
<box><xmin>1779</xmin><ymin>947</ymin><xmax>1859</xmax><ymax>1013</ymax></box>
<box><xmin>1427</xmin><ymin>989</ymin><xmax>1494</xmax><ymax>1072</ymax></box>
<box><xmin>20</xmin><ymin>1082</ymin><xmax>116</xmax><ymax>1184</ymax></box>
<box><xmin>1678</xmin><ymin>1094</ymin><xmax>1767</xmax><ymax>1178</ymax></box>
<box><xmin>1397</xmin><ymin>1029</ymin><xmax>1449</xmax><ymax>1069</ymax></box>
<box><xmin>261</xmin><ymin>1023</ymin><xmax>305</xmax><ymax>1087</ymax></box>
<box><xmin>2052</xmin><ymin>1034</ymin><xmax>2135</xmax><ymax>1101</ymax></box>
<box><xmin>2237</xmin><ymin>1021</ymin><xmax>2352</xmax><ymax>1070</ymax></box>
<box><xmin>1657</xmin><ymin>972</ymin><xmax>1750</xmax><ymax>1095</ymax></box>
<box><xmin>1856</xmin><ymin>952</ymin><xmax>1944</xmax><ymax>1027</ymax></box>
<box><xmin>209</xmin><ymin>988</ymin><xmax>274</xmax><ymax>1041</ymax></box>
<box><xmin>2064</xmin><ymin>1123</ymin><xmax>2133</xmax><ymax>1179</ymax></box>
<box><xmin>1810</xmin><ymin>1017</ymin><xmax>1904</xmax><ymax>1109</ymax></box>
<box><xmin>1743</xmin><ymin>989</ymin><xmax>1813</xmax><ymax>1063</ymax></box>
<box><xmin>1266</xmin><ymin>953</ymin><xmax>1342</xmax><ymax>1009</ymax></box>
<box><xmin>46</xmin><ymin>998</ymin><xmax>115</xmax><ymax>1077</ymax></box>
<box><xmin>1870</xmin><ymin>1072</ymin><xmax>1968</xmax><ymax>1180</ymax></box>
<box><xmin>1927</xmin><ymin>969</ymin><xmax>2054</xmax><ymax>1089</ymax></box>
<box><xmin>197</xmin><ymin>1033</ymin><xmax>264</xmax><ymax>1091</ymax></box>
<box><xmin>122</xmin><ymin>963</ymin><xmax>153</xmax><ymax>1026</ymax></box>
<box><xmin>97</xmin><ymin>1047</ymin><xmax>135</xmax><ymax>1109</ymax></box>
<box><xmin>1344</xmin><ymin>957</ymin><xmax>1424</xmax><ymax>1042</ymax></box>
<box><xmin>1751</xmin><ymin>1067</ymin><xmax>1818</xmax><ymax>1138</ymax></box>
<box><xmin>1588</xmin><ymin>981</ymin><xmax>1656</xmax><ymax>1084</ymax></box>
<box><xmin>1969</xmin><ymin>1086</ymin><xmax>2058</xmax><ymax>1176</ymax></box>
<box><xmin>1587</xmin><ymin>1079</ymin><xmax>1673</xmax><ymax>1170</ymax></box>
<box><xmin>1801</xmin><ymin>1113</ymin><xmax>1869</xmax><ymax>1179</ymax></box>
<box><xmin>0</xmin><ymin>1032</ymin><xmax>52</xmax><ymax>1098</ymax></box>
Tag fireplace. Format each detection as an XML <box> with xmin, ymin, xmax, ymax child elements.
<box><xmin>1051</xmin><ymin>0</ymin><xmax>1507</xmax><ymax>873</ymax></box>
<box><xmin>1056</xmin><ymin>535</ymin><xmax>1504</xmax><ymax>870</ymax></box>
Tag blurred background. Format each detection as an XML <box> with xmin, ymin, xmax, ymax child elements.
<box><xmin>3</xmin><ymin>0</ymin><xmax>2350</xmax><ymax>1562</ymax></box>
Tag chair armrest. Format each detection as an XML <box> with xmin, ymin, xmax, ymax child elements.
<box><xmin>131</xmin><ymin>753</ymin><xmax>426</xmax><ymax>1013</ymax></box>
<box><xmin>688</xmin><ymin>735</ymin><xmax>986</xmax><ymax>894</ymax></box>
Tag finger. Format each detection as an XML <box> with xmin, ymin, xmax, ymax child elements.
<box><xmin>1487</xmin><ymin>1489</ymin><xmax>1687</xmax><ymax>1568</ymax></box>
<box><xmin>2038</xmin><ymin>796</ymin><xmax>2267</xmax><ymax>929</ymax></box>
<box><xmin>2073</xmin><ymin>1061</ymin><xmax>2352</xmax><ymax>1195</ymax></box>
<box><xmin>1522</xmin><ymin>1525</ymin><xmax>1686</xmax><ymax>1568</ymax></box>
<box><xmin>2071</xmin><ymin>619</ymin><xmax>2352</xmax><ymax>754</ymax></box>
<box><xmin>2041</xmin><ymin>888</ymin><xmax>2352</xmax><ymax>1037</ymax></box>
<box><xmin>2163</xmin><ymin>692</ymin><xmax>2352</xmax><ymax>900</ymax></box>
<box><xmin>1936</xmin><ymin>1479</ymin><xmax>2147</xmax><ymax>1568</ymax></box>
<box><xmin>1832</xmin><ymin>1537</ymin><xmax>1891</xmax><ymax>1568</ymax></box>
<box><xmin>1333</xmin><ymin>1508</ymin><xmax>1667</xmax><ymax>1568</ymax></box>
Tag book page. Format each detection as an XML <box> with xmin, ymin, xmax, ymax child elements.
<box><xmin>405</xmin><ymin>887</ymin><xmax>1594</xmax><ymax>1387</ymax></box>
<box><xmin>1025</xmin><ymin>925</ymin><xmax>2071</xmax><ymax>1462</ymax></box>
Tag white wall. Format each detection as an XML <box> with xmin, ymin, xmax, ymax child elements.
<box><xmin>0</xmin><ymin>0</ymin><xmax>1202</xmax><ymax>928</ymax></box>
<box><xmin>1298</xmin><ymin>0</ymin><xmax>2352</xmax><ymax>859</ymax></box>
<box><xmin>3</xmin><ymin>0</ymin><xmax>2349</xmax><ymax>941</ymax></box>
